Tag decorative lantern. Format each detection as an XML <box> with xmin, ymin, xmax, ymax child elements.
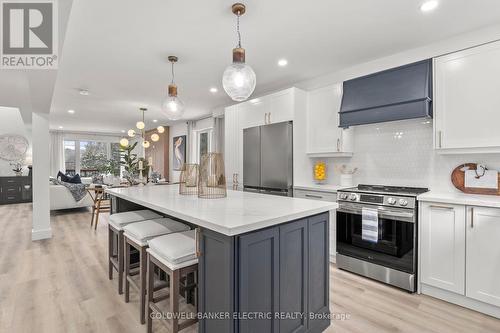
<box><xmin>198</xmin><ymin>153</ymin><xmax>227</xmax><ymax>199</ymax></box>
<box><xmin>179</xmin><ymin>163</ymin><xmax>199</xmax><ymax>195</ymax></box>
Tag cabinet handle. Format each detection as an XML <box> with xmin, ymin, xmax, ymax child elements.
<box><xmin>470</xmin><ymin>207</ymin><xmax>474</xmax><ymax>228</ymax></box>
<box><xmin>195</xmin><ymin>227</ymin><xmax>202</xmax><ymax>257</ymax></box>
<box><xmin>337</xmin><ymin>139</ymin><xmax>340</xmax><ymax>152</ymax></box>
<box><xmin>430</xmin><ymin>204</ymin><xmax>453</xmax><ymax>210</ymax></box>
<box><xmin>305</xmin><ymin>194</ymin><xmax>323</xmax><ymax>199</ymax></box>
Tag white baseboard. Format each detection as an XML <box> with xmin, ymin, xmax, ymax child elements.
<box><xmin>32</xmin><ymin>228</ymin><xmax>52</xmax><ymax>241</ymax></box>
<box><xmin>421</xmin><ymin>284</ymin><xmax>500</xmax><ymax>319</ymax></box>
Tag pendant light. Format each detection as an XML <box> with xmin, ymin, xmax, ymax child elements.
<box><xmin>222</xmin><ymin>3</ymin><xmax>256</xmax><ymax>102</ymax></box>
<box><xmin>161</xmin><ymin>56</ymin><xmax>185</xmax><ymax>120</ymax></box>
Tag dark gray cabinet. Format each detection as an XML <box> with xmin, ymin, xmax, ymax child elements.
<box><xmin>239</xmin><ymin>227</ymin><xmax>280</xmax><ymax>333</ymax></box>
<box><xmin>199</xmin><ymin>212</ymin><xmax>330</xmax><ymax>333</ymax></box>
<box><xmin>0</xmin><ymin>176</ymin><xmax>32</xmax><ymax>204</ymax></box>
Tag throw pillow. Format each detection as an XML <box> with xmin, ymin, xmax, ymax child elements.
<box><xmin>68</xmin><ymin>174</ymin><xmax>82</xmax><ymax>184</ymax></box>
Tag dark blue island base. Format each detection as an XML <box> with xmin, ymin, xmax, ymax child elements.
<box><xmin>112</xmin><ymin>196</ymin><xmax>331</xmax><ymax>333</ymax></box>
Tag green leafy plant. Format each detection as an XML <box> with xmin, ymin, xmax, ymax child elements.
<box><xmin>104</xmin><ymin>159</ymin><xmax>121</xmax><ymax>176</ymax></box>
<box><xmin>120</xmin><ymin>142</ymin><xmax>138</xmax><ymax>184</ymax></box>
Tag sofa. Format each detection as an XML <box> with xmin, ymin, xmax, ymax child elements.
<box><xmin>50</xmin><ymin>177</ymin><xmax>93</xmax><ymax>211</ymax></box>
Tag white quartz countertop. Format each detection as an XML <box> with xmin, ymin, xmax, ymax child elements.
<box><xmin>417</xmin><ymin>191</ymin><xmax>500</xmax><ymax>208</ymax></box>
<box><xmin>107</xmin><ymin>185</ymin><xmax>337</xmax><ymax>236</ymax></box>
<box><xmin>294</xmin><ymin>184</ymin><xmax>351</xmax><ymax>193</ymax></box>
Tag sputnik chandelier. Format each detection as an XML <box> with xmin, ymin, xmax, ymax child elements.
<box><xmin>119</xmin><ymin>107</ymin><xmax>165</xmax><ymax>148</ymax></box>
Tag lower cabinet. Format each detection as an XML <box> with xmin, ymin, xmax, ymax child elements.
<box><xmin>466</xmin><ymin>207</ymin><xmax>500</xmax><ymax>307</ymax></box>
<box><xmin>420</xmin><ymin>202</ymin><xmax>465</xmax><ymax>294</ymax></box>
<box><xmin>199</xmin><ymin>213</ymin><xmax>330</xmax><ymax>333</ymax></box>
<box><xmin>0</xmin><ymin>176</ymin><xmax>32</xmax><ymax>204</ymax></box>
<box><xmin>420</xmin><ymin>202</ymin><xmax>500</xmax><ymax>316</ymax></box>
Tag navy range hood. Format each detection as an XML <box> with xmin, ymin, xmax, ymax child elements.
<box><xmin>339</xmin><ymin>59</ymin><xmax>432</xmax><ymax>128</ymax></box>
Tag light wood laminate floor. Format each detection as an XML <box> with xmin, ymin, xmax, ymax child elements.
<box><xmin>0</xmin><ymin>203</ymin><xmax>499</xmax><ymax>333</ymax></box>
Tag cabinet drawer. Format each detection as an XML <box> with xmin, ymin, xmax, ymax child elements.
<box><xmin>294</xmin><ymin>189</ymin><xmax>337</xmax><ymax>202</ymax></box>
<box><xmin>4</xmin><ymin>194</ymin><xmax>21</xmax><ymax>202</ymax></box>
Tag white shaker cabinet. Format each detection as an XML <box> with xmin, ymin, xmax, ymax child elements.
<box><xmin>434</xmin><ymin>40</ymin><xmax>500</xmax><ymax>153</ymax></box>
<box><xmin>224</xmin><ymin>105</ymin><xmax>243</xmax><ymax>189</ymax></box>
<box><xmin>306</xmin><ymin>84</ymin><xmax>353</xmax><ymax>157</ymax></box>
<box><xmin>420</xmin><ymin>202</ymin><xmax>466</xmax><ymax>294</ymax></box>
<box><xmin>466</xmin><ymin>206</ymin><xmax>500</xmax><ymax>307</ymax></box>
<box><xmin>240</xmin><ymin>88</ymin><xmax>296</xmax><ymax>129</ymax></box>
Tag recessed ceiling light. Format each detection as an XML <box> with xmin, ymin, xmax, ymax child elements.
<box><xmin>153</xmin><ymin>119</ymin><xmax>158</xmax><ymax>123</ymax></box>
<box><xmin>210</xmin><ymin>87</ymin><xmax>218</xmax><ymax>93</ymax></box>
<box><xmin>121</xmin><ymin>130</ymin><xmax>126</xmax><ymax>133</ymax></box>
<box><xmin>278</xmin><ymin>59</ymin><xmax>288</xmax><ymax>67</ymax></box>
<box><xmin>79</xmin><ymin>89</ymin><xmax>89</xmax><ymax>96</ymax></box>
<box><xmin>67</xmin><ymin>109</ymin><xmax>75</xmax><ymax>114</ymax></box>
<box><xmin>420</xmin><ymin>1</ymin><xmax>438</xmax><ymax>12</ymax></box>
<box><xmin>58</xmin><ymin>126</ymin><xmax>63</xmax><ymax>129</ymax></box>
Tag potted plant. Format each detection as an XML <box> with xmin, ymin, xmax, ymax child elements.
<box><xmin>10</xmin><ymin>161</ymin><xmax>23</xmax><ymax>176</ymax></box>
<box><xmin>120</xmin><ymin>142</ymin><xmax>138</xmax><ymax>185</ymax></box>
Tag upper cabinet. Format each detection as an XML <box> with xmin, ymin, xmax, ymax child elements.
<box><xmin>306</xmin><ymin>84</ymin><xmax>353</xmax><ymax>157</ymax></box>
<box><xmin>240</xmin><ymin>88</ymin><xmax>296</xmax><ymax>129</ymax></box>
<box><xmin>434</xmin><ymin>41</ymin><xmax>500</xmax><ymax>153</ymax></box>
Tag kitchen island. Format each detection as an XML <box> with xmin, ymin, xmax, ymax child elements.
<box><xmin>106</xmin><ymin>185</ymin><xmax>337</xmax><ymax>333</ymax></box>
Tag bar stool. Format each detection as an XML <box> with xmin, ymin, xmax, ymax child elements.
<box><xmin>146</xmin><ymin>230</ymin><xmax>199</xmax><ymax>333</ymax></box>
<box><xmin>123</xmin><ymin>218</ymin><xmax>190</xmax><ymax>324</ymax></box>
<box><xmin>108</xmin><ymin>210</ymin><xmax>162</xmax><ymax>294</ymax></box>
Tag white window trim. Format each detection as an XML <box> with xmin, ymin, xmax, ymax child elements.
<box><xmin>193</xmin><ymin>127</ymin><xmax>213</xmax><ymax>164</ymax></box>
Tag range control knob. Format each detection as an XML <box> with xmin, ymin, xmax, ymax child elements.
<box><xmin>387</xmin><ymin>197</ymin><xmax>397</xmax><ymax>205</ymax></box>
<box><xmin>349</xmin><ymin>193</ymin><xmax>358</xmax><ymax>201</ymax></box>
<box><xmin>399</xmin><ymin>199</ymin><xmax>408</xmax><ymax>207</ymax></box>
<box><xmin>339</xmin><ymin>193</ymin><xmax>348</xmax><ymax>200</ymax></box>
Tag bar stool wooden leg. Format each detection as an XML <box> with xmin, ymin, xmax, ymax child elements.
<box><xmin>118</xmin><ymin>231</ymin><xmax>124</xmax><ymax>294</ymax></box>
<box><xmin>146</xmin><ymin>255</ymin><xmax>154</xmax><ymax>333</ymax></box>
<box><xmin>140</xmin><ymin>246</ymin><xmax>147</xmax><ymax>325</ymax></box>
<box><xmin>124</xmin><ymin>240</ymin><xmax>130</xmax><ymax>303</ymax></box>
<box><xmin>170</xmin><ymin>269</ymin><xmax>180</xmax><ymax>333</ymax></box>
<box><xmin>108</xmin><ymin>227</ymin><xmax>113</xmax><ymax>280</ymax></box>
<box><xmin>94</xmin><ymin>196</ymin><xmax>101</xmax><ymax>230</ymax></box>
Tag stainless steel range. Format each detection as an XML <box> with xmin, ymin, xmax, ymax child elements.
<box><xmin>336</xmin><ymin>184</ymin><xmax>429</xmax><ymax>292</ymax></box>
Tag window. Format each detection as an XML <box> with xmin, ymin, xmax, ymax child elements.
<box><xmin>195</xmin><ymin>129</ymin><xmax>213</xmax><ymax>163</ymax></box>
<box><xmin>63</xmin><ymin>139</ymin><xmax>122</xmax><ymax>177</ymax></box>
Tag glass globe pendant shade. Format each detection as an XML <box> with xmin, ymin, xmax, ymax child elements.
<box><xmin>136</xmin><ymin>121</ymin><xmax>145</xmax><ymax>130</ymax></box>
<box><xmin>151</xmin><ymin>133</ymin><xmax>160</xmax><ymax>142</ymax></box>
<box><xmin>128</xmin><ymin>129</ymin><xmax>136</xmax><ymax>137</ymax></box>
<box><xmin>161</xmin><ymin>85</ymin><xmax>185</xmax><ymax>120</ymax></box>
<box><xmin>119</xmin><ymin>138</ymin><xmax>129</xmax><ymax>147</ymax></box>
<box><xmin>222</xmin><ymin>49</ymin><xmax>256</xmax><ymax>102</ymax></box>
<box><xmin>157</xmin><ymin>126</ymin><xmax>165</xmax><ymax>134</ymax></box>
<box><xmin>142</xmin><ymin>140</ymin><xmax>150</xmax><ymax>148</ymax></box>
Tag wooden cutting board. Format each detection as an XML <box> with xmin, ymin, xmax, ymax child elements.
<box><xmin>451</xmin><ymin>163</ymin><xmax>500</xmax><ymax>195</ymax></box>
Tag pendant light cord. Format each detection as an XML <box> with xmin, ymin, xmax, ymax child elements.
<box><xmin>236</xmin><ymin>12</ymin><xmax>242</xmax><ymax>48</ymax></box>
<box><xmin>171</xmin><ymin>61</ymin><xmax>175</xmax><ymax>85</ymax></box>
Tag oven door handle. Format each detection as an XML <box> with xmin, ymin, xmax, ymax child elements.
<box><xmin>337</xmin><ymin>205</ymin><xmax>415</xmax><ymax>221</ymax></box>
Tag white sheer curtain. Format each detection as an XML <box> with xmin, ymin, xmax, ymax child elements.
<box><xmin>49</xmin><ymin>131</ymin><xmax>65</xmax><ymax>177</ymax></box>
<box><xmin>213</xmin><ymin>116</ymin><xmax>224</xmax><ymax>155</ymax></box>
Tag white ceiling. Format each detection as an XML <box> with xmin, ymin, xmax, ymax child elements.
<box><xmin>50</xmin><ymin>0</ymin><xmax>500</xmax><ymax>133</ymax></box>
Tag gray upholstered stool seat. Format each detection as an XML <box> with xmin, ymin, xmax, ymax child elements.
<box><xmin>123</xmin><ymin>218</ymin><xmax>190</xmax><ymax>246</ymax></box>
<box><xmin>147</xmin><ymin>230</ymin><xmax>198</xmax><ymax>268</ymax></box>
<box><xmin>146</xmin><ymin>230</ymin><xmax>199</xmax><ymax>333</ymax></box>
<box><xmin>108</xmin><ymin>210</ymin><xmax>162</xmax><ymax>296</ymax></box>
<box><xmin>123</xmin><ymin>218</ymin><xmax>190</xmax><ymax>325</ymax></box>
<box><xmin>109</xmin><ymin>210</ymin><xmax>162</xmax><ymax>230</ymax></box>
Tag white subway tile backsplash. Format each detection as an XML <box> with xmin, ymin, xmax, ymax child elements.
<box><xmin>314</xmin><ymin>119</ymin><xmax>500</xmax><ymax>191</ymax></box>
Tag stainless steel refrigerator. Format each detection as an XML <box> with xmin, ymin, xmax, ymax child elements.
<box><xmin>243</xmin><ymin>121</ymin><xmax>293</xmax><ymax>196</ymax></box>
